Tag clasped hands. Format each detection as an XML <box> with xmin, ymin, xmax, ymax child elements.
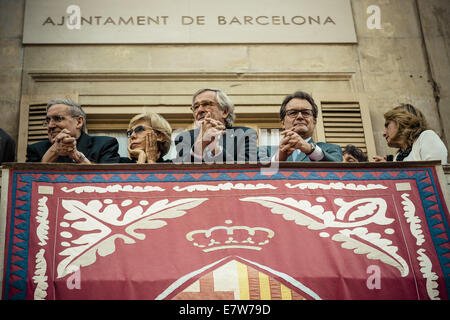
<box><xmin>277</xmin><ymin>128</ymin><xmax>313</xmax><ymax>161</ymax></box>
<box><xmin>193</xmin><ymin>113</ymin><xmax>226</xmax><ymax>157</ymax></box>
<box><xmin>43</xmin><ymin>129</ymin><xmax>87</xmax><ymax>163</ymax></box>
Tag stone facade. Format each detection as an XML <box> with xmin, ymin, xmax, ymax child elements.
<box><xmin>0</xmin><ymin>0</ymin><xmax>25</xmax><ymax>145</ymax></box>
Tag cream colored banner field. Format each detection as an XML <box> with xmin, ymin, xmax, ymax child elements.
<box><xmin>23</xmin><ymin>0</ymin><xmax>357</xmax><ymax>44</ymax></box>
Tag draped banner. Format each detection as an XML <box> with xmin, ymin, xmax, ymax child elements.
<box><xmin>1</xmin><ymin>163</ymin><xmax>449</xmax><ymax>300</ymax></box>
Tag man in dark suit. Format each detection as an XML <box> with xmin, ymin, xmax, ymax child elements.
<box><xmin>26</xmin><ymin>98</ymin><xmax>120</xmax><ymax>163</ymax></box>
<box><xmin>174</xmin><ymin>88</ymin><xmax>258</xmax><ymax>164</ymax></box>
<box><xmin>0</xmin><ymin>128</ymin><xmax>16</xmax><ymax>165</ymax></box>
<box><xmin>260</xmin><ymin>91</ymin><xmax>342</xmax><ymax>162</ymax></box>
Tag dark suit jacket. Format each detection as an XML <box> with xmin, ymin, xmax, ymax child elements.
<box><xmin>26</xmin><ymin>131</ymin><xmax>120</xmax><ymax>163</ymax></box>
<box><xmin>259</xmin><ymin>138</ymin><xmax>343</xmax><ymax>162</ymax></box>
<box><xmin>0</xmin><ymin>128</ymin><xmax>16</xmax><ymax>164</ymax></box>
<box><xmin>174</xmin><ymin>126</ymin><xmax>258</xmax><ymax>163</ymax></box>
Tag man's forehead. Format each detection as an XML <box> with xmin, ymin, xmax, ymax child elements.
<box><xmin>285</xmin><ymin>98</ymin><xmax>312</xmax><ymax>109</ymax></box>
<box><xmin>194</xmin><ymin>90</ymin><xmax>217</xmax><ymax>102</ymax></box>
<box><xmin>47</xmin><ymin>103</ymin><xmax>70</xmax><ymax>114</ymax></box>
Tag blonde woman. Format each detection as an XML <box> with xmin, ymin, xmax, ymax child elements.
<box><xmin>123</xmin><ymin>112</ymin><xmax>172</xmax><ymax>163</ymax></box>
<box><xmin>374</xmin><ymin>104</ymin><xmax>447</xmax><ymax>164</ymax></box>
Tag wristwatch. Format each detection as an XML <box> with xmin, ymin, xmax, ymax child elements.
<box><xmin>75</xmin><ymin>151</ymin><xmax>86</xmax><ymax>163</ymax></box>
<box><xmin>305</xmin><ymin>142</ymin><xmax>316</xmax><ymax>155</ymax></box>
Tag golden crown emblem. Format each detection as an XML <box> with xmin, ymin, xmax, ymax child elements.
<box><xmin>186</xmin><ymin>220</ymin><xmax>274</xmax><ymax>252</ymax></box>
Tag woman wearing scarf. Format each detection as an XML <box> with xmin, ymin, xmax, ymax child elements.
<box><xmin>374</xmin><ymin>103</ymin><xmax>447</xmax><ymax>164</ymax></box>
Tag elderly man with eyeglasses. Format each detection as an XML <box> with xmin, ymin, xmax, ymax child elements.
<box><xmin>261</xmin><ymin>91</ymin><xmax>342</xmax><ymax>162</ymax></box>
<box><xmin>26</xmin><ymin>98</ymin><xmax>120</xmax><ymax>163</ymax></box>
<box><xmin>174</xmin><ymin>88</ymin><xmax>258</xmax><ymax>163</ymax></box>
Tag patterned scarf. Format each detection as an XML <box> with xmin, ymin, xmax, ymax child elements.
<box><xmin>396</xmin><ymin>147</ymin><xmax>412</xmax><ymax>161</ymax></box>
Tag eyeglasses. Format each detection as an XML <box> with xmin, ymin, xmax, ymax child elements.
<box><xmin>127</xmin><ymin>125</ymin><xmax>153</xmax><ymax>138</ymax></box>
<box><xmin>191</xmin><ymin>101</ymin><xmax>218</xmax><ymax>113</ymax></box>
<box><xmin>42</xmin><ymin>115</ymin><xmax>78</xmax><ymax>127</ymax></box>
<box><xmin>285</xmin><ymin>109</ymin><xmax>314</xmax><ymax>119</ymax></box>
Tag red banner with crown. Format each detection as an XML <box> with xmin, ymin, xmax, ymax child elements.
<box><xmin>1</xmin><ymin>163</ymin><xmax>450</xmax><ymax>300</ymax></box>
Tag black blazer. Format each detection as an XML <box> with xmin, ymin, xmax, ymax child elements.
<box><xmin>0</xmin><ymin>128</ymin><xmax>16</xmax><ymax>164</ymax></box>
<box><xmin>26</xmin><ymin>131</ymin><xmax>121</xmax><ymax>163</ymax></box>
<box><xmin>174</xmin><ymin>126</ymin><xmax>258</xmax><ymax>163</ymax></box>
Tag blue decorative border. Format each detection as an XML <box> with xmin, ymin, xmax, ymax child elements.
<box><xmin>3</xmin><ymin>167</ymin><xmax>450</xmax><ymax>299</ymax></box>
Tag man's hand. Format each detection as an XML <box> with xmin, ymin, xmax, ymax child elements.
<box><xmin>277</xmin><ymin>128</ymin><xmax>313</xmax><ymax>161</ymax></box>
<box><xmin>54</xmin><ymin>129</ymin><xmax>77</xmax><ymax>155</ymax></box>
<box><xmin>41</xmin><ymin>129</ymin><xmax>76</xmax><ymax>162</ymax></box>
<box><xmin>42</xmin><ymin>129</ymin><xmax>91</xmax><ymax>163</ymax></box>
<box><xmin>193</xmin><ymin>113</ymin><xmax>225</xmax><ymax>157</ymax></box>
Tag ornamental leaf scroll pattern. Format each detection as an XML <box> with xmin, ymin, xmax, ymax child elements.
<box><xmin>401</xmin><ymin>193</ymin><xmax>440</xmax><ymax>300</ymax></box>
<box><xmin>241</xmin><ymin>190</ymin><xmax>411</xmax><ymax>277</ymax></box>
<box><xmin>56</xmin><ymin>197</ymin><xmax>208</xmax><ymax>279</ymax></box>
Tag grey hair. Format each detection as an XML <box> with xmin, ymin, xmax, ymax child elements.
<box><xmin>46</xmin><ymin>98</ymin><xmax>86</xmax><ymax>132</ymax></box>
<box><xmin>192</xmin><ymin>88</ymin><xmax>236</xmax><ymax>128</ymax></box>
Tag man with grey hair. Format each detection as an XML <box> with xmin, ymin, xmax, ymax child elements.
<box><xmin>26</xmin><ymin>98</ymin><xmax>120</xmax><ymax>163</ymax></box>
<box><xmin>174</xmin><ymin>88</ymin><xmax>258</xmax><ymax>163</ymax></box>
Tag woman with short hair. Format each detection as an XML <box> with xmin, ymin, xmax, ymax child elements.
<box><xmin>124</xmin><ymin>112</ymin><xmax>172</xmax><ymax>163</ymax></box>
